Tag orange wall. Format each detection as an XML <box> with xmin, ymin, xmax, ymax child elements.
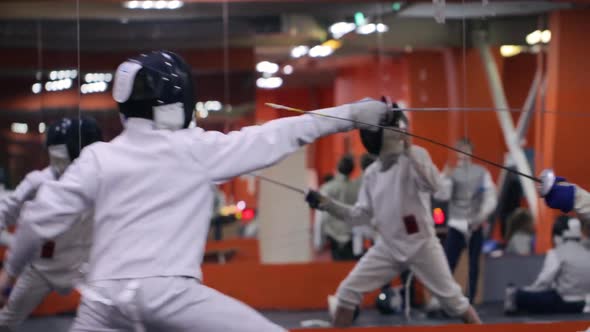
<box><xmin>405</xmin><ymin>51</ymin><xmax>451</xmax><ymax>169</ymax></box>
<box><xmin>202</xmin><ymin>262</ymin><xmax>389</xmax><ymax>310</ymax></box>
<box><xmin>536</xmin><ymin>8</ymin><xmax>590</xmax><ymax>252</ymax></box>
<box><xmin>502</xmin><ymin>53</ymin><xmax>537</xmax><ymax>147</ymax></box>
<box><xmin>333</xmin><ymin>56</ymin><xmax>408</xmax><ymax>178</ymax></box>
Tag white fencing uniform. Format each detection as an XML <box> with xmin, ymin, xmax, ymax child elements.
<box><xmin>575</xmin><ymin>186</ymin><xmax>590</xmax><ymax>223</ymax></box>
<box><xmin>6</xmin><ymin>104</ymin><xmax>362</xmax><ymax>332</ymax></box>
<box><xmin>0</xmin><ymin>167</ymin><xmax>92</xmax><ymax>330</ymax></box>
<box><xmin>324</xmin><ymin>146</ymin><xmax>470</xmax><ymax>316</ymax></box>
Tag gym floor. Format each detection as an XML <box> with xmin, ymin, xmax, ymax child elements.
<box><xmin>14</xmin><ymin>303</ymin><xmax>590</xmax><ymax>331</ymax></box>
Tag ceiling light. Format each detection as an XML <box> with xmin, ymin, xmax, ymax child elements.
<box><xmin>125</xmin><ymin>0</ymin><xmax>140</xmax><ymax>9</ymax></box>
<box><xmin>32</xmin><ymin>83</ymin><xmax>42</xmax><ymax>94</ymax></box>
<box><xmin>11</xmin><ymin>123</ymin><xmax>28</xmax><ymax>134</ymax></box>
<box><xmin>256</xmin><ymin>61</ymin><xmax>279</xmax><ymax>74</ymax></box>
<box><xmin>142</xmin><ymin>1</ymin><xmax>154</xmax><ymax>9</ymax></box>
<box><xmin>541</xmin><ymin>30</ymin><xmax>551</xmax><ymax>44</ymax></box>
<box><xmin>290</xmin><ymin>45</ymin><xmax>309</xmax><ymax>58</ymax></box>
<box><xmin>526</xmin><ymin>30</ymin><xmax>542</xmax><ymax>45</ymax></box>
<box><xmin>500</xmin><ymin>45</ymin><xmax>523</xmax><ymax>58</ymax></box>
<box><xmin>167</xmin><ymin>0</ymin><xmax>183</xmax><ymax>9</ymax></box>
<box><xmin>329</xmin><ymin>22</ymin><xmax>356</xmax><ymax>39</ymax></box>
<box><xmin>256</xmin><ymin>77</ymin><xmax>283</xmax><ymax>89</ymax></box>
<box><xmin>205</xmin><ymin>100</ymin><xmax>223</xmax><ymax>111</ymax></box>
<box><xmin>357</xmin><ymin>23</ymin><xmax>377</xmax><ymax>35</ymax></box>
<box><xmin>155</xmin><ymin>0</ymin><xmax>167</xmax><ymax>9</ymax></box>
<box><xmin>282</xmin><ymin>65</ymin><xmax>293</xmax><ymax>75</ymax></box>
<box><xmin>309</xmin><ymin>45</ymin><xmax>333</xmax><ymax>58</ymax></box>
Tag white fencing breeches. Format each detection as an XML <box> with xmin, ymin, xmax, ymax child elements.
<box><xmin>71</xmin><ymin>277</ymin><xmax>286</xmax><ymax>332</ymax></box>
<box><xmin>0</xmin><ymin>266</ymin><xmax>53</xmax><ymax>331</ymax></box>
<box><xmin>335</xmin><ymin>239</ymin><xmax>469</xmax><ymax>316</ymax></box>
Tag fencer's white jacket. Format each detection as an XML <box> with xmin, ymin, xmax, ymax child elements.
<box><xmin>575</xmin><ymin>185</ymin><xmax>590</xmax><ymax>223</ymax></box>
<box><xmin>0</xmin><ymin>167</ymin><xmax>92</xmax><ymax>292</ymax></box>
<box><xmin>6</xmin><ymin>107</ymin><xmax>357</xmax><ymax>282</ymax></box>
<box><xmin>324</xmin><ymin>146</ymin><xmax>441</xmax><ymax>261</ymax></box>
<box><xmin>434</xmin><ymin>162</ymin><xmax>497</xmax><ymax>236</ymax></box>
<box><xmin>527</xmin><ymin>240</ymin><xmax>590</xmax><ymax>302</ymax></box>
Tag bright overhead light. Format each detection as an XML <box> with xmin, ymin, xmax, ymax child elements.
<box><xmin>11</xmin><ymin>123</ymin><xmax>28</xmax><ymax>134</ymax></box>
<box><xmin>32</xmin><ymin>83</ymin><xmax>42</xmax><ymax>94</ymax></box>
<box><xmin>526</xmin><ymin>30</ymin><xmax>542</xmax><ymax>45</ymax></box>
<box><xmin>155</xmin><ymin>0</ymin><xmax>167</xmax><ymax>9</ymax></box>
<box><xmin>500</xmin><ymin>45</ymin><xmax>523</xmax><ymax>58</ymax></box>
<box><xmin>290</xmin><ymin>45</ymin><xmax>309</xmax><ymax>58</ymax></box>
<box><xmin>357</xmin><ymin>23</ymin><xmax>377</xmax><ymax>35</ymax></box>
<box><xmin>282</xmin><ymin>65</ymin><xmax>293</xmax><ymax>75</ymax></box>
<box><xmin>256</xmin><ymin>77</ymin><xmax>283</xmax><ymax>89</ymax></box>
<box><xmin>167</xmin><ymin>0</ymin><xmax>183</xmax><ymax>9</ymax></box>
<box><xmin>256</xmin><ymin>61</ymin><xmax>279</xmax><ymax>74</ymax></box>
<box><xmin>142</xmin><ymin>1</ymin><xmax>154</xmax><ymax>9</ymax></box>
<box><xmin>376</xmin><ymin>23</ymin><xmax>389</xmax><ymax>33</ymax></box>
<box><xmin>38</xmin><ymin>122</ymin><xmax>46</xmax><ymax>133</ymax></box>
<box><xmin>125</xmin><ymin>0</ymin><xmax>140</xmax><ymax>9</ymax></box>
<box><xmin>329</xmin><ymin>22</ymin><xmax>356</xmax><ymax>39</ymax></box>
<box><xmin>205</xmin><ymin>100</ymin><xmax>223</xmax><ymax>111</ymax></box>
<box><xmin>309</xmin><ymin>45</ymin><xmax>333</xmax><ymax>58</ymax></box>
<box><xmin>198</xmin><ymin>109</ymin><xmax>209</xmax><ymax>119</ymax></box>
<box><xmin>49</xmin><ymin>71</ymin><xmax>57</xmax><ymax>80</ymax></box>
<box><xmin>541</xmin><ymin>30</ymin><xmax>551</xmax><ymax>44</ymax></box>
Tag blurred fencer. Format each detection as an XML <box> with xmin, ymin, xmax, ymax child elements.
<box><xmin>504</xmin><ymin>216</ymin><xmax>590</xmax><ymax>314</ymax></box>
<box><xmin>0</xmin><ymin>117</ymin><xmax>102</xmax><ymax>330</ymax></box>
<box><xmin>0</xmin><ymin>51</ymin><xmax>389</xmax><ymax>331</ymax></box>
<box><xmin>434</xmin><ymin>138</ymin><xmax>497</xmax><ymax>304</ymax></box>
<box><xmin>305</xmin><ymin>101</ymin><xmax>481</xmax><ymax>327</ymax></box>
<box><xmin>317</xmin><ymin>154</ymin><xmax>359</xmax><ymax>261</ymax></box>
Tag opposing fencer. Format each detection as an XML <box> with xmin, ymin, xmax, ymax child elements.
<box><xmin>305</xmin><ymin>104</ymin><xmax>481</xmax><ymax>326</ymax></box>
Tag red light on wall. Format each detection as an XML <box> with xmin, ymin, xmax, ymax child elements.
<box><xmin>241</xmin><ymin>208</ymin><xmax>255</xmax><ymax>221</ymax></box>
<box><xmin>433</xmin><ymin>208</ymin><xmax>445</xmax><ymax>225</ymax></box>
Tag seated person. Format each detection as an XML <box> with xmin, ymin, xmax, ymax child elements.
<box><xmin>504</xmin><ymin>216</ymin><xmax>590</xmax><ymax>314</ymax></box>
<box><xmin>504</xmin><ymin>208</ymin><xmax>535</xmax><ymax>255</ymax></box>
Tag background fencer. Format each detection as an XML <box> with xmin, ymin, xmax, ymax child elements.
<box><xmin>0</xmin><ymin>51</ymin><xmax>389</xmax><ymax>332</ymax></box>
<box><xmin>0</xmin><ymin>117</ymin><xmax>102</xmax><ymax>331</ymax></box>
<box><xmin>434</xmin><ymin>138</ymin><xmax>497</xmax><ymax>304</ymax></box>
<box><xmin>504</xmin><ymin>216</ymin><xmax>590</xmax><ymax>314</ymax></box>
<box><xmin>305</xmin><ymin>104</ymin><xmax>481</xmax><ymax>327</ymax></box>
<box><xmin>317</xmin><ymin>155</ymin><xmax>359</xmax><ymax>261</ymax></box>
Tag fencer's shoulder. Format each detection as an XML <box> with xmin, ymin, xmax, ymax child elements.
<box><xmin>24</xmin><ymin>168</ymin><xmax>54</xmax><ymax>186</ymax></box>
<box><xmin>408</xmin><ymin>145</ymin><xmax>431</xmax><ymax>157</ymax></box>
<box><xmin>79</xmin><ymin>141</ymin><xmax>109</xmax><ymax>155</ymax></box>
<box><xmin>362</xmin><ymin>162</ymin><xmax>380</xmax><ymax>179</ymax></box>
<box><xmin>174</xmin><ymin>127</ymin><xmax>217</xmax><ymax>143</ymax></box>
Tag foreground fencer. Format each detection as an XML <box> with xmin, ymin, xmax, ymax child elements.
<box><xmin>306</xmin><ymin>105</ymin><xmax>481</xmax><ymax>326</ymax></box>
<box><xmin>0</xmin><ymin>51</ymin><xmax>389</xmax><ymax>331</ymax></box>
<box><xmin>0</xmin><ymin>117</ymin><xmax>102</xmax><ymax>330</ymax></box>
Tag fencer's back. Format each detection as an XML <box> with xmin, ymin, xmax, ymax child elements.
<box><xmin>554</xmin><ymin>241</ymin><xmax>590</xmax><ymax>298</ymax></box>
<box><xmin>86</xmin><ymin>118</ymin><xmax>213</xmax><ymax>281</ymax></box>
